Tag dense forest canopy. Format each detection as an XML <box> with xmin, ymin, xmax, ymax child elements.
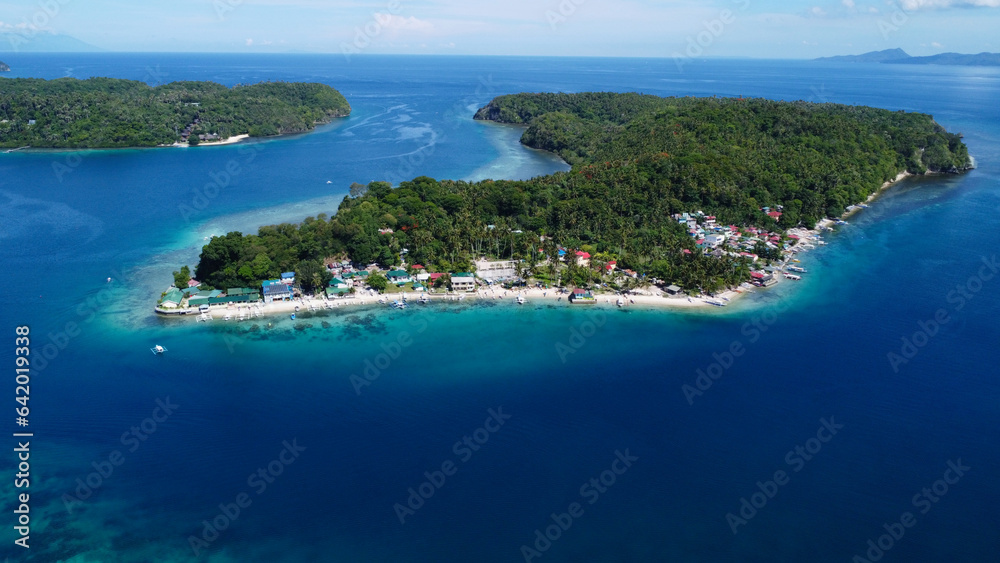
<box><xmin>191</xmin><ymin>93</ymin><xmax>971</xmax><ymax>294</ymax></box>
<box><xmin>0</xmin><ymin>77</ymin><xmax>350</xmax><ymax>148</ymax></box>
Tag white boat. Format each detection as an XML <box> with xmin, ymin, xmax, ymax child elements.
<box><xmin>783</xmin><ymin>273</ymin><xmax>801</xmax><ymax>280</ymax></box>
<box><xmin>150</xmin><ymin>345</ymin><xmax>167</xmax><ymax>355</ymax></box>
<box><xmin>616</xmin><ymin>296</ymin><xmax>625</xmax><ymax>307</ymax></box>
<box><xmin>517</xmin><ymin>295</ymin><xmax>526</xmax><ymax>304</ymax></box>
<box><xmin>419</xmin><ymin>294</ymin><xmax>429</xmax><ymax>304</ymax></box>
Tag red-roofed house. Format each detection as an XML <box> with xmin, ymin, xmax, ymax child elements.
<box><xmin>575</xmin><ymin>251</ymin><xmax>591</xmax><ymax>267</ymax></box>
<box><xmin>606</xmin><ymin>260</ymin><xmax>617</xmax><ymax>273</ymax></box>
<box><xmin>768</xmin><ymin>211</ymin><xmax>782</xmax><ymax>221</ymax></box>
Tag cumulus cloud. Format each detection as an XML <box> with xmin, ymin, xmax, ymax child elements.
<box><xmin>898</xmin><ymin>0</ymin><xmax>1000</xmax><ymax>10</ymax></box>
<box><xmin>842</xmin><ymin>0</ymin><xmax>856</xmax><ymax>8</ymax></box>
<box><xmin>375</xmin><ymin>14</ymin><xmax>434</xmax><ymax>33</ymax></box>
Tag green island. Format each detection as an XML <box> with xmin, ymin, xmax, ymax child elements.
<box><xmin>0</xmin><ymin>77</ymin><xmax>350</xmax><ymax>148</ymax></box>
<box><xmin>176</xmin><ymin>92</ymin><xmax>971</xmax><ymax>303</ymax></box>
<box><xmin>0</xmin><ymin>61</ymin><xmax>9</xmax><ymax>72</ymax></box>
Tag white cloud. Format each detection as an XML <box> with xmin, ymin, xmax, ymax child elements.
<box><xmin>375</xmin><ymin>14</ymin><xmax>434</xmax><ymax>33</ymax></box>
<box><xmin>245</xmin><ymin>38</ymin><xmax>253</xmax><ymax>46</ymax></box>
<box><xmin>842</xmin><ymin>0</ymin><xmax>856</xmax><ymax>8</ymax></box>
<box><xmin>898</xmin><ymin>0</ymin><xmax>1000</xmax><ymax>10</ymax></box>
<box><xmin>932</xmin><ymin>41</ymin><xmax>944</xmax><ymax>46</ymax></box>
<box><xmin>811</xmin><ymin>6</ymin><xmax>828</xmax><ymax>16</ymax></box>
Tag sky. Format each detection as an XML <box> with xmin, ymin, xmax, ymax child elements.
<box><xmin>0</xmin><ymin>0</ymin><xmax>999</xmax><ymax>58</ymax></box>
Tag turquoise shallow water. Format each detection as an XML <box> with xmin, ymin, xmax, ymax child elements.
<box><xmin>1</xmin><ymin>54</ymin><xmax>998</xmax><ymax>562</ymax></box>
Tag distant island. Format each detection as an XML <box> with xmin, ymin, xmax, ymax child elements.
<box><xmin>0</xmin><ymin>61</ymin><xmax>9</xmax><ymax>72</ymax></box>
<box><xmin>0</xmin><ymin>78</ymin><xmax>350</xmax><ymax>148</ymax></box>
<box><xmin>817</xmin><ymin>48</ymin><xmax>1000</xmax><ymax>66</ymax></box>
<box><xmin>175</xmin><ymin>93</ymin><xmax>971</xmax><ymax>302</ymax></box>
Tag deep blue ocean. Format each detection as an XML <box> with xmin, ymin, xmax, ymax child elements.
<box><xmin>1</xmin><ymin>54</ymin><xmax>998</xmax><ymax>562</ymax></box>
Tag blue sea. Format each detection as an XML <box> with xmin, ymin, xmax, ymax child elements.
<box><xmin>1</xmin><ymin>54</ymin><xmax>999</xmax><ymax>562</ymax></box>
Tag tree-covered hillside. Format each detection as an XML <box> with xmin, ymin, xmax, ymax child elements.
<box><xmin>190</xmin><ymin>93</ymin><xmax>971</xmax><ymax>294</ymax></box>
<box><xmin>475</xmin><ymin>93</ymin><xmax>971</xmax><ymax>224</ymax></box>
<box><xmin>0</xmin><ymin>78</ymin><xmax>350</xmax><ymax>148</ymax></box>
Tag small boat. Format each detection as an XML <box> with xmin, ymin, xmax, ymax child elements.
<box><xmin>517</xmin><ymin>295</ymin><xmax>526</xmax><ymax>304</ymax></box>
<box><xmin>150</xmin><ymin>345</ymin><xmax>167</xmax><ymax>355</ymax></box>
<box><xmin>419</xmin><ymin>294</ymin><xmax>429</xmax><ymax>304</ymax></box>
<box><xmin>326</xmin><ymin>180</ymin><xmax>333</xmax><ymax>184</ymax></box>
<box><xmin>616</xmin><ymin>296</ymin><xmax>625</xmax><ymax>307</ymax></box>
<box><xmin>787</xmin><ymin>266</ymin><xmax>807</xmax><ymax>273</ymax></box>
<box><xmin>290</xmin><ymin>313</ymin><xmax>296</xmax><ymax>320</ymax></box>
<box><xmin>783</xmin><ymin>273</ymin><xmax>801</xmax><ymax>280</ymax></box>
<box><xmin>705</xmin><ymin>299</ymin><xmax>726</xmax><ymax>307</ymax></box>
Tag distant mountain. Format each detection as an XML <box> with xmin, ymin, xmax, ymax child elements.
<box><xmin>817</xmin><ymin>49</ymin><xmax>1000</xmax><ymax>66</ymax></box>
<box><xmin>895</xmin><ymin>52</ymin><xmax>1000</xmax><ymax>66</ymax></box>
<box><xmin>816</xmin><ymin>48</ymin><xmax>912</xmax><ymax>63</ymax></box>
<box><xmin>0</xmin><ymin>61</ymin><xmax>9</xmax><ymax>72</ymax></box>
<box><xmin>0</xmin><ymin>32</ymin><xmax>101</xmax><ymax>53</ymax></box>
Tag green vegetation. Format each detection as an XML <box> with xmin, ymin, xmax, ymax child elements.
<box><xmin>0</xmin><ymin>77</ymin><xmax>350</xmax><ymax>148</ymax></box>
<box><xmin>172</xmin><ymin>265</ymin><xmax>192</xmax><ymax>290</ymax></box>
<box><xmin>0</xmin><ymin>61</ymin><xmax>9</xmax><ymax>72</ymax></box>
<box><xmin>189</xmin><ymin>93</ymin><xmax>971</xmax><ymax>294</ymax></box>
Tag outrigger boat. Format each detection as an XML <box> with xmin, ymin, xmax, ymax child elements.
<box><xmin>150</xmin><ymin>345</ymin><xmax>167</xmax><ymax>355</ymax></box>
<box><xmin>517</xmin><ymin>295</ymin><xmax>526</xmax><ymax>304</ymax></box>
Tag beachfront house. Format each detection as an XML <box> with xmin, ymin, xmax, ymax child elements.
<box><xmin>161</xmin><ymin>287</ymin><xmax>184</xmax><ymax>308</ymax></box>
<box><xmin>281</xmin><ymin>272</ymin><xmax>295</xmax><ymax>285</ymax></box>
<box><xmin>262</xmin><ymin>280</ymin><xmax>293</xmax><ymax>303</ymax></box>
<box><xmin>387</xmin><ymin>270</ymin><xmax>411</xmax><ymax>285</ymax></box>
<box><xmin>665</xmin><ymin>285</ymin><xmax>683</xmax><ymax>296</ymax></box>
<box><xmin>569</xmin><ymin>288</ymin><xmax>596</xmax><ymax>304</ymax></box>
<box><xmin>474</xmin><ymin>259</ymin><xmax>518</xmax><ymax>282</ymax></box>
<box><xmin>329</xmin><ymin>278</ymin><xmax>349</xmax><ymax>289</ymax></box>
<box><xmin>326</xmin><ymin>286</ymin><xmax>351</xmax><ymax>299</ymax></box>
<box><xmin>450</xmin><ymin>272</ymin><xmax>476</xmax><ymax>292</ymax></box>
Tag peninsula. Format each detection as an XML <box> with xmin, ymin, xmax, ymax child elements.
<box><xmin>168</xmin><ymin>93</ymin><xmax>971</xmax><ymax>311</ymax></box>
<box><xmin>0</xmin><ymin>77</ymin><xmax>350</xmax><ymax>148</ymax></box>
<box><xmin>0</xmin><ymin>61</ymin><xmax>9</xmax><ymax>72</ymax></box>
<box><xmin>817</xmin><ymin>49</ymin><xmax>1000</xmax><ymax>66</ymax></box>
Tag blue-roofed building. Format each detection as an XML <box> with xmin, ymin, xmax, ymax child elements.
<box><xmin>263</xmin><ymin>280</ymin><xmax>293</xmax><ymax>303</ymax></box>
<box><xmin>281</xmin><ymin>272</ymin><xmax>295</xmax><ymax>285</ymax></box>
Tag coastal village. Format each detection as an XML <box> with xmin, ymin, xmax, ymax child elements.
<box><xmin>155</xmin><ymin>206</ymin><xmax>834</xmax><ymax>320</ymax></box>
